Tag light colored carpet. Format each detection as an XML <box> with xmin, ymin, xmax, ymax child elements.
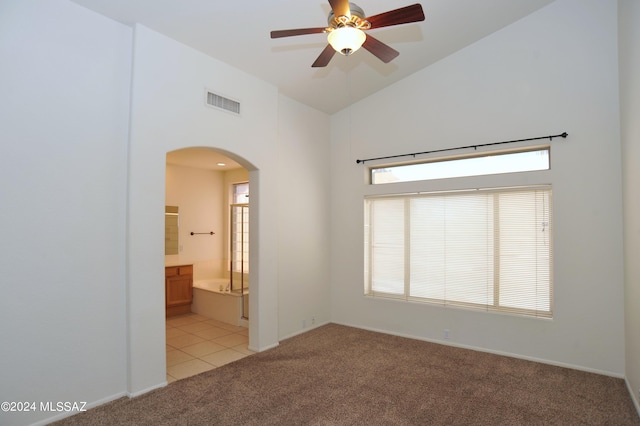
<box><xmin>55</xmin><ymin>323</ymin><xmax>640</xmax><ymax>425</ymax></box>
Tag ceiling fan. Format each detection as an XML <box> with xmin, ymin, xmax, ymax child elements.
<box><xmin>270</xmin><ymin>1</ymin><xmax>425</xmax><ymax>67</ymax></box>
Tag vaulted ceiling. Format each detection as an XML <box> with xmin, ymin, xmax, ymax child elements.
<box><xmin>71</xmin><ymin>0</ymin><xmax>555</xmax><ymax>114</ymax></box>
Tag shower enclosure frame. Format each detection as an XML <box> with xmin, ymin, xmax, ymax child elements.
<box><xmin>230</xmin><ymin>203</ymin><xmax>249</xmax><ymax>320</ymax></box>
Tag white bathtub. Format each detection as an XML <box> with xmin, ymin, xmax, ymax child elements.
<box><xmin>192</xmin><ymin>279</ymin><xmax>248</xmax><ymax>327</ymax></box>
<box><xmin>194</xmin><ymin>278</ymin><xmax>232</xmax><ymax>293</ymax></box>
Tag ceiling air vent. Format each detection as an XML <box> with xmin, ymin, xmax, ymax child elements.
<box><xmin>206</xmin><ymin>90</ymin><xmax>240</xmax><ymax>115</ymax></box>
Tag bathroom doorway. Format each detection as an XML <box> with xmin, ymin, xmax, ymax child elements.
<box><xmin>164</xmin><ymin>147</ymin><xmax>253</xmax><ymax>382</ymax></box>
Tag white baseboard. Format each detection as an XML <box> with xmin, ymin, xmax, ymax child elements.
<box><xmin>127</xmin><ymin>381</ymin><xmax>167</xmax><ymax>398</ymax></box>
<box><xmin>332</xmin><ymin>321</ymin><xmax>625</xmax><ymax>379</ymax></box>
<box><xmin>30</xmin><ymin>391</ymin><xmax>128</xmax><ymax>426</ymax></box>
<box><xmin>279</xmin><ymin>320</ymin><xmax>331</xmax><ymax>342</ymax></box>
<box><xmin>626</xmin><ymin>378</ymin><xmax>640</xmax><ymax>417</ymax></box>
<box><xmin>248</xmin><ymin>341</ymin><xmax>279</xmax><ymax>352</ymax></box>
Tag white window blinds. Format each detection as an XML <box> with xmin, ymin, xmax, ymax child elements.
<box><xmin>365</xmin><ymin>186</ymin><xmax>553</xmax><ymax>318</ymax></box>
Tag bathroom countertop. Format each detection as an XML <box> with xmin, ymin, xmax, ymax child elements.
<box><xmin>165</xmin><ymin>260</ymin><xmax>193</xmax><ymax>268</ymax></box>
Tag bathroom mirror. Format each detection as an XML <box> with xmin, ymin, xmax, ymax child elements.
<box><xmin>165</xmin><ymin>206</ymin><xmax>179</xmax><ymax>255</ymax></box>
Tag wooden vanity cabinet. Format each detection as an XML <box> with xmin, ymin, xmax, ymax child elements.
<box><xmin>165</xmin><ymin>264</ymin><xmax>193</xmax><ymax>317</ymax></box>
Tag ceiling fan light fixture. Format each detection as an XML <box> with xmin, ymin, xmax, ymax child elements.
<box><xmin>328</xmin><ymin>26</ymin><xmax>366</xmax><ymax>56</ymax></box>
<box><xmin>270</xmin><ymin>2</ymin><xmax>426</xmax><ymax>67</ymax></box>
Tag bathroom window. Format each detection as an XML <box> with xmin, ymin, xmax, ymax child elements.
<box><xmin>233</xmin><ymin>182</ymin><xmax>249</xmax><ymax>203</ymax></box>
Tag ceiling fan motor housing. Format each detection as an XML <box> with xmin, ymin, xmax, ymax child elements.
<box><xmin>327</xmin><ymin>3</ymin><xmax>370</xmax><ymax>29</ymax></box>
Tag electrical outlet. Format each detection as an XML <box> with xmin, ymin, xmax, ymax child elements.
<box><xmin>311</xmin><ymin>316</ymin><xmax>316</xmax><ymax>325</ymax></box>
<box><xmin>444</xmin><ymin>329</ymin><xmax>451</xmax><ymax>340</ymax></box>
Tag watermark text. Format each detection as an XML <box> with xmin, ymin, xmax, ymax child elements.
<box><xmin>1</xmin><ymin>401</ymin><xmax>87</xmax><ymax>412</ymax></box>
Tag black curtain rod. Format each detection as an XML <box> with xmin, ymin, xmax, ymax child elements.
<box><xmin>355</xmin><ymin>132</ymin><xmax>568</xmax><ymax>164</ymax></box>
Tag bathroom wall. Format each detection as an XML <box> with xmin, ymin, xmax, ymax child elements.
<box><xmin>165</xmin><ymin>163</ymin><xmax>250</xmax><ymax>280</ymax></box>
<box><xmin>165</xmin><ymin>163</ymin><xmax>225</xmax><ymax>279</ymax></box>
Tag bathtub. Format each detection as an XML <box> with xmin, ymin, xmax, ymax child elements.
<box><xmin>192</xmin><ymin>279</ymin><xmax>248</xmax><ymax>327</ymax></box>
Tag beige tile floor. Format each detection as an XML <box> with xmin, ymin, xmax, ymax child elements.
<box><xmin>166</xmin><ymin>313</ymin><xmax>254</xmax><ymax>383</ymax></box>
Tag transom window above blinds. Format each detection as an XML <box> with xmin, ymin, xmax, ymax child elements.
<box><xmin>364</xmin><ymin>186</ymin><xmax>553</xmax><ymax>318</ymax></box>
<box><xmin>370</xmin><ymin>148</ymin><xmax>549</xmax><ymax>184</ymax></box>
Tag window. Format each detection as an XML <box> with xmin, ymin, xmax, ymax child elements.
<box><xmin>364</xmin><ymin>186</ymin><xmax>553</xmax><ymax>318</ymax></box>
<box><xmin>230</xmin><ymin>182</ymin><xmax>249</xmax><ymax>282</ymax></box>
<box><xmin>233</xmin><ymin>182</ymin><xmax>249</xmax><ymax>203</ymax></box>
<box><xmin>371</xmin><ymin>148</ymin><xmax>549</xmax><ymax>184</ymax></box>
<box><xmin>230</xmin><ymin>204</ymin><xmax>249</xmax><ymax>274</ymax></box>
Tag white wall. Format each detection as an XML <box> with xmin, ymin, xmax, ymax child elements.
<box><xmin>330</xmin><ymin>0</ymin><xmax>625</xmax><ymax>376</ymax></box>
<box><xmin>276</xmin><ymin>95</ymin><xmax>331</xmax><ymax>339</ymax></box>
<box><xmin>0</xmin><ymin>1</ymin><xmax>132</xmax><ymax>425</ymax></box>
<box><xmin>126</xmin><ymin>24</ymin><xmax>332</xmax><ymax>394</ymax></box>
<box><xmin>619</xmin><ymin>0</ymin><xmax>640</xmax><ymax>409</ymax></box>
<box><xmin>165</xmin><ymin>163</ymin><xmax>226</xmax><ymax>279</ymax></box>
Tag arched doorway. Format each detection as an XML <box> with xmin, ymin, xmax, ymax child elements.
<box><xmin>164</xmin><ymin>147</ymin><xmax>254</xmax><ymax>382</ymax></box>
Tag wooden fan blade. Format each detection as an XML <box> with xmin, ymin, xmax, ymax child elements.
<box><xmin>312</xmin><ymin>44</ymin><xmax>337</xmax><ymax>67</ymax></box>
<box><xmin>362</xmin><ymin>34</ymin><xmax>399</xmax><ymax>63</ymax></box>
<box><xmin>366</xmin><ymin>4</ymin><xmax>425</xmax><ymax>29</ymax></box>
<box><xmin>329</xmin><ymin>0</ymin><xmax>350</xmax><ymax>17</ymax></box>
<box><xmin>271</xmin><ymin>27</ymin><xmax>327</xmax><ymax>38</ymax></box>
